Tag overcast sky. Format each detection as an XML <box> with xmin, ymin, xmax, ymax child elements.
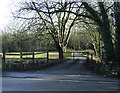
<box><xmin>0</xmin><ymin>0</ymin><xmax>118</xmax><ymax>31</ymax></box>
<box><xmin>0</xmin><ymin>0</ymin><xmax>12</xmax><ymax>30</ymax></box>
<box><xmin>0</xmin><ymin>0</ymin><xmax>34</xmax><ymax>31</ymax></box>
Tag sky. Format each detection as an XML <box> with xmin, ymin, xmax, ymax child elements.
<box><xmin>0</xmin><ymin>0</ymin><xmax>13</xmax><ymax>30</ymax></box>
<box><xmin>0</xmin><ymin>0</ymin><xmax>33</xmax><ymax>31</ymax></box>
<box><xmin>0</xmin><ymin>0</ymin><xmax>97</xmax><ymax>30</ymax></box>
<box><xmin>0</xmin><ymin>0</ymin><xmax>118</xmax><ymax>31</ymax></box>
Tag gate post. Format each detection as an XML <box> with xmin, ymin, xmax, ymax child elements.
<box><xmin>20</xmin><ymin>51</ymin><xmax>22</xmax><ymax>63</ymax></box>
<box><xmin>47</xmin><ymin>51</ymin><xmax>49</xmax><ymax>63</ymax></box>
<box><xmin>32</xmin><ymin>52</ymin><xmax>34</xmax><ymax>62</ymax></box>
<box><xmin>72</xmin><ymin>52</ymin><xmax>74</xmax><ymax>61</ymax></box>
<box><xmin>3</xmin><ymin>51</ymin><xmax>5</xmax><ymax>63</ymax></box>
<box><xmin>87</xmin><ymin>52</ymin><xmax>89</xmax><ymax>60</ymax></box>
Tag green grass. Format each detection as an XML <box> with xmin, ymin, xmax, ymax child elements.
<box><xmin>48</xmin><ymin>52</ymin><xmax>59</xmax><ymax>59</ymax></box>
<box><xmin>63</xmin><ymin>52</ymin><xmax>72</xmax><ymax>56</ymax></box>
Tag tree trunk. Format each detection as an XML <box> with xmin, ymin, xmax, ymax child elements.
<box><xmin>114</xmin><ymin>2</ymin><xmax>120</xmax><ymax>62</ymax></box>
<box><xmin>99</xmin><ymin>2</ymin><xmax>115</xmax><ymax>62</ymax></box>
<box><xmin>99</xmin><ymin>27</ymin><xmax>115</xmax><ymax>62</ymax></box>
<box><xmin>63</xmin><ymin>46</ymin><xmax>67</xmax><ymax>52</ymax></box>
<box><xmin>114</xmin><ymin>2</ymin><xmax>120</xmax><ymax>77</ymax></box>
<box><xmin>56</xmin><ymin>44</ymin><xmax>63</xmax><ymax>59</ymax></box>
<box><xmin>59</xmin><ymin>49</ymin><xmax>63</xmax><ymax>59</ymax></box>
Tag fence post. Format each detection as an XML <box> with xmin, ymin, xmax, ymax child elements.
<box><xmin>20</xmin><ymin>51</ymin><xmax>22</xmax><ymax>63</ymax></box>
<box><xmin>3</xmin><ymin>51</ymin><xmax>5</xmax><ymax>63</ymax></box>
<box><xmin>47</xmin><ymin>51</ymin><xmax>49</xmax><ymax>63</ymax></box>
<box><xmin>87</xmin><ymin>52</ymin><xmax>89</xmax><ymax>60</ymax></box>
<box><xmin>72</xmin><ymin>52</ymin><xmax>74</xmax><ymax>61</ymax></box>
<box><xmin>32</xmin><ymin>52</ymin><xmax>34</xmax><ymax>62</ymax></box>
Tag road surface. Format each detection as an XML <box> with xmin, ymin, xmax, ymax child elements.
<box><xmin>2</xmin><ymin>53</ymin><xmax>119</xmax><ymax>91</ymax></box>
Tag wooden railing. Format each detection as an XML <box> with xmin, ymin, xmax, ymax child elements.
<box><xmin>2</xmin><ymin>52</ymin><xmax>49</xmax><ymax>63</ymax></box>
<box><xmin>2</xmin><ymin>51</ymin><xmax>92</xmax><ymax>63</ymax></box>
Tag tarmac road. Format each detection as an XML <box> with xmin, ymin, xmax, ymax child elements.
<box><xmin>2</xmin><ymin>53</ymin><xmax>119</xmax><ymax>91</ymax></box>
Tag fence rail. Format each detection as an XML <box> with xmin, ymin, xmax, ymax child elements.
<box><xmin>5</xmin><ymin>54</ymin><xmax>20</xmax><ymax>55</ymax></box>
<box><xmin>2</xmin><ymin>51</ymin><xmax>92</xmax><ymax>63</ymax></box>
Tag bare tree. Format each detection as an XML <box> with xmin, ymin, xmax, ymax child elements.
<box><xmin>16</xmin><ymin>0</ymin><xmax>82</xmax><ymax>59</ymax></box>
<box><xmin>42</xmin><ymin>1</ymin><xmax>116</xmax><ymax>62</ymax></box>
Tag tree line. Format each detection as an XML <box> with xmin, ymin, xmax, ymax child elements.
<box><xmin>2</xmin><ymin>25</ymin><xmax>93</xmax><ymax>52</ymax></box>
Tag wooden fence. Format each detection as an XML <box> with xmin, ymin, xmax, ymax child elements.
<box><xmin>2</xmin><ymin>52</ymin><xmax>49</xmax><ymax>63</ymax></box>
<box><xmin>2</xmin><ymin>51</ymin><xmax>92</xmax><ymax>63</ymax></box>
